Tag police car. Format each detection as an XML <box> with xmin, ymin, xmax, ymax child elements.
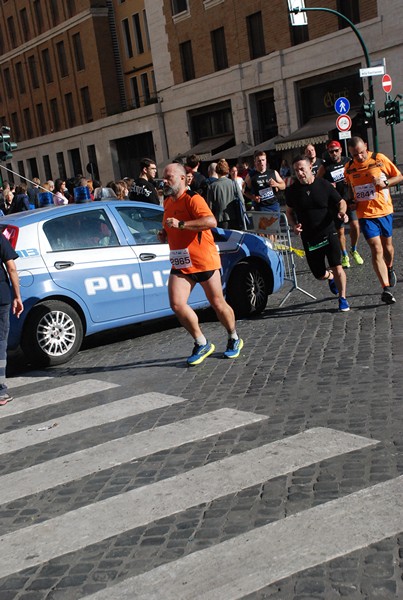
<box><xmin>0</xmin><ymin>201</ymin><xmax>284</xmax><ymax>366</ymax></box>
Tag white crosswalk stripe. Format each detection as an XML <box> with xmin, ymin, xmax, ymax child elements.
<box><xmin>1</xmin><ymin>378</ymin><xmax>399</xmax><ymax>599</ymax></box>
<box><xmin>0</xmin><ymin>391</ymin><xmax>185</xmax><ymax>454</ymax></box>
<box><xmin>82</xmin><ymin>475</ymin><xmax>403</xmax><ymax>600</ymax></box>
<box><xmin>6</xmin><ymin>375</ymin><xmax>52</xmax><ymax>388</ymax></box>
<box><xmin>0</xmin><ymin>407</ymin><xmax>265</xmax><ymax>505</ymax></box>
<box><xmin>0</xmin><ymin>427</ymin><xmax>377</xmax><ymax>579</ymax></box>
<box><xmin>0</xmin><ymin>379</ymin><xmax>119</xmax><ymax>418</ymax></box>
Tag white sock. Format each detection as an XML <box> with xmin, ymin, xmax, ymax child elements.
<box><xmin>195</xmin><ymin>335</ymin><xmax>207</xmax><ymax>346</ymax></box>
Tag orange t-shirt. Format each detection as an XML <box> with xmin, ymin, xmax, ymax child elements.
<box><xmin>163</xmin><ymin>191</ymin><xmax>221</xmax><ymax>274</ymax></box>
<box><xmin>344</xmin><ymin>152</ymin><xmax>401</xmax><ymax>219</ymax></box>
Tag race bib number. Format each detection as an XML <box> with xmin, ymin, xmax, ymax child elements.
<box><xmin>330</xmin><ymin>167</ymin><xmax>345</xmax><ymax>182</ymax></box>
<box><xmin>354</xmin><ymin>183</ymin><xmax>376</xmax><ymax>201</ymax></box>
<box><xmin>169</xmin><ymin>248</ymin><xmax>193</xmax><ymax>269</ymax></box>
<box><xmin>259</xmin><ymin>187</ymin><xmax>274</xmax><ymax>201</ymax></box>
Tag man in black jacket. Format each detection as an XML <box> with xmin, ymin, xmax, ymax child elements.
<box><xmin>0</xmin><ymin>233</ymin><xmax>23</xmax><ymax>404</ymax></box>
<box><xmin>8</xmin><ymin>183</ymin><xmax>30</xmax><ymax>213</ymax></box>
<box><xmin>186</xmin><ymin>154</ymin><xmax>206</xmax><ymax>196</ymax></box>
<box><xmin>27</xmin><ymin>177</ymin><xmax>41</xmax><ymax>208</ymax></box>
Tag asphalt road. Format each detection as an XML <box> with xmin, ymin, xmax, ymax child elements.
<box><xmin>1</xmin><ymin>213</ymin><xmax>403</xmax><ymax>599</ymax></box>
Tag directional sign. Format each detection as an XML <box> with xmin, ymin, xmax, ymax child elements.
<box><xmin>336</xmin><ymin>115</ymin><xmax>352</xmax><ymax>132</ymax></box>
<box><xmin>382</xmin><ymin>74</ymin><xmax>393</xmax><ymax>94</ymax></box>
<box><xmin>334</xmin><ymin>97</ymin><xmax>350</xmax><ymax>115</ymax></box>
<box><xmin>360</xmin><ymin>66</ymin><xmax>385</xmax><ymax>78</ymax></box>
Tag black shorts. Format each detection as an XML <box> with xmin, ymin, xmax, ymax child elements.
<box><xmin>335</xmin><ymin>208</ymin><xmax>358</xmax><ymax>230</ymax></box>
<box><xmin>303</xmin><ymin>231</ymin><xmax>341</xmax><ymax>279</ymax></box>
<box><xmin>170</xmin><ymin>269</ymin><xmax>216</xmax><ymax>283</ymax></box>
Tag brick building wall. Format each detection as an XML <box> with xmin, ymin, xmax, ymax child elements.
<box><xmin>165</xmin><ymin>0</ymin><xmax>378</xmax><ymax>85</ymax></box>
<box><xmin>1</xmin><ymin>0</ymin><xmax>401</xmax><ymax>186</ymax></box>
<box><xmin>0</xmin><ymin>0</ymin><xmax>121</xmax><ymax>141</ymax></box>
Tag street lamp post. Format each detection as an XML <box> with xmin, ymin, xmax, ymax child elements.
<box><xmin>288</xmin><ymin>5</ymin><xmax>379</xmax><ymax>152</ymax></box>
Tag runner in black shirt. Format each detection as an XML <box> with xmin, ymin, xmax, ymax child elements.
<box><xmin>304</xmin><ymin>143</ymin><xmax>322</xmax><ymax>176</ymax></box>
<box><xmin>286</xmin><ymin>155</ymin><xmax>350</xmax><ymax>311</ymax></box>
<box><xmin>244</xmin><ymin>151</ymin><xmax>285</xmax><ymax>212</ymax></box>
<box><xmin>317</xmin><ymin>140</ymin><xmax>363</xmax><ymax>269</ymax></box>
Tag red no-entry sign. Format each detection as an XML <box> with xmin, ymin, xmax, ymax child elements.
<box><xmin>382</xmin><ymin>74</ymin><xmax>393</xmax><ymax>94</ymax></box>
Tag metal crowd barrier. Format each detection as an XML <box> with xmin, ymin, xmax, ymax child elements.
<box><xmin>245</xmin><ymin>210</ymin><xmax>316</xmax><ymax>306</ymax></box>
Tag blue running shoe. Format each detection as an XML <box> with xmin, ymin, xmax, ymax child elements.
<box><xmin>187</xmin><ymin>341</ymin><xmax>215</xmax><ymax>366</ymax></box>
<box><xmin>338</xmin><ymin>297</ymin><xmax>350</xmax><ymax>312</ymax></box>
<box><xmin>328</xmin><ymin>277</ymin><xmax>338</xmax><ymax>295</ymax></box>
<box><xmin>223</xmin><ymin>338</ymin><xmax>244</xmax><ymax>359</ymax></box>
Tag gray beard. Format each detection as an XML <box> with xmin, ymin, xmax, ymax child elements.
<box><xmin>163</xmin><ymin>183</ymin><xmax>181</xmax><ymax>196</ymax></box>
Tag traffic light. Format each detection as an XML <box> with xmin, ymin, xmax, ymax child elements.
<box><xmin>360</xmin><ymin>100</ymin><xmax>375</xmax><ymax>126</ymax></box>
<box><xmin>0</xmin><ymin>126</ymin><xmax>17</xmax><ymax>161</ymax></box>
<box><xmin>396</xmin><ymin>99</ymin><xmax>403</xmax><ymax>124</ymax></box>
<box><xmin>362</xmin><ymin>101</ymin><xmax>375</xmax><ymax>120</ymax></box>
<box><xmin>384</xmin><ymin>100</ymin><xmax>396</xmax><ymax>125</ymax></box>
<box><xmin>378</xmin><ymin>99</ymin><xmax>403</xmax><ymax>126</ymax></box>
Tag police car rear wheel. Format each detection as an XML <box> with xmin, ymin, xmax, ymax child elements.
<box><xmin>22</xmin><ymin>300</ymin><xmax>84</xmax><ymax>367</ymax></box>
<box><xmin>226</xmin><ymin>262</ymin><xmax>269</xmax><ymax>318</ymax></box>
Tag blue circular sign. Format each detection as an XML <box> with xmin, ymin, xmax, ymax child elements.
<box><xmin>334</xmin><ymin>97</ymin><xmax>350</xmax><ymax>115</ymax></box>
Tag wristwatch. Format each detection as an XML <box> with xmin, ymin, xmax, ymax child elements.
<box><xmin>384</xmin><ymin>179</ymin><xmax>389</xmax><ymax>187</ymax></box>
<box><xmin>178</xmin><ymin>221</ymin><xmax>185</xmax><ymax>229</ymax></box>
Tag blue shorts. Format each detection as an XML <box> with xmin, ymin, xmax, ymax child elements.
<box><xmin>359</xmin><ymin>214</ymin><xmax>393</xmax><ymax>240</ymax></box>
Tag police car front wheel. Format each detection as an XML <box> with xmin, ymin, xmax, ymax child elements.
<box><xmin>22</xmin><ymin>300</ymin><xmax>84</xmax><ymax>367</ymax></box>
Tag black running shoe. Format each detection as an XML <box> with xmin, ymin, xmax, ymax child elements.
<box><xmin>381</xmin><ymin>288</ymin><xmax>396</xmax><ymax>305</ymax></box>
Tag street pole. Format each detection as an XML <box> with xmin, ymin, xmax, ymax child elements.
<box><xmin>289</xmin><ymin>6</ymin><xmax>379</xmax><ymax>153</ymax></box>
<box><xmin>391</xmin><ymin>123</ymin><xmax>397</xmax><ymax>165</ymax></box>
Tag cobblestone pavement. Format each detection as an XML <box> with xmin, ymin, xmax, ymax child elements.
<box><xmin>1</xmin><ymin>215</ymin><xmax>403</xmax><ymax>599</ymax></box>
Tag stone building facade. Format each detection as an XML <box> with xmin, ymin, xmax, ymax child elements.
<box><xmin>0</xmin><ymin>0</ymin><xmax>402</xmax><ymax>185</ymax></box>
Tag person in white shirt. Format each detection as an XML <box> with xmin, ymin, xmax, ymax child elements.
<box><xmin>53</xmin><ymin>179</ymin><xmax>68</xmax><ymax>206</ymax></box>
<box><xmin>229</xmin><ymin>165</ymin><xmax>245</xmax><ymax>193</ymax></box>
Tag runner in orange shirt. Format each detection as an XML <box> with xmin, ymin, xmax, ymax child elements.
<box><xmin>344</xmin><ymin>137</ymin><xmax>403</xmax><ymax>305</ymax></box>
<box><xmin>159</xmin><ymin>163</ymin><xmax>243</xmax><ymax>365</ymax></box>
